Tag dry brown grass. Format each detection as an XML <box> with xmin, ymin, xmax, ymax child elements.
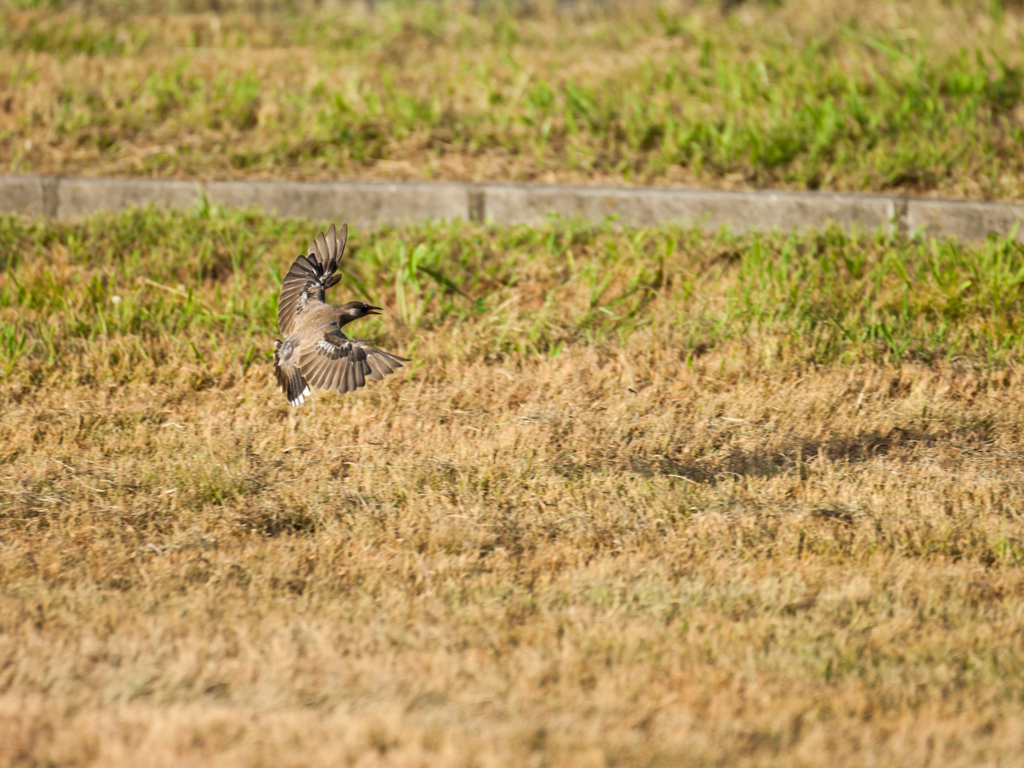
<box><xmin>2</xmin><ymin>208</ymin><xmax>1024</xmax><ymax>765</ymax></box>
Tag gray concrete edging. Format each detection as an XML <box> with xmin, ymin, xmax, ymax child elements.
<box><xmin>1</xmin><ymin>173</ymin><xmax>1022</xmax><ymax>242</ymax></box>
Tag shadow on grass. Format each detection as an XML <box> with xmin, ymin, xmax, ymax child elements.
<box><xmin>613</xmin><ymin>420</ymin><xmax>997</xmax><ymax>484</ymax></box>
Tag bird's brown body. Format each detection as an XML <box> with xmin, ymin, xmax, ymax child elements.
<box><xmin>273</xmin><ymin>223</ymin><xmax>409</xmax><ymax>407</ymax></box>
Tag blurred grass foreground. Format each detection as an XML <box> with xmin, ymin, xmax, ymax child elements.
<box><xmin>1</xmin><ymin>0</ymin><xmax>1024</xmax><ymax>199</ymax></box>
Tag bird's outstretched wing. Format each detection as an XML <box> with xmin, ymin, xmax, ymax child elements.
<box><xmin>277</xmin><ymin>223</ymin><xmax>348</xmax><ymax>337</ymax></box>
<box><xmin>298</xmin><ymin>329</ymin><xmax>410</xmax><ymax>395</ymax></box>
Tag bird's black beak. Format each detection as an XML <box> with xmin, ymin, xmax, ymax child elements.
<box><xmin>366</xmin><ymin>306</ymin><xmax>383</xmax><ymax>315</ymax></box>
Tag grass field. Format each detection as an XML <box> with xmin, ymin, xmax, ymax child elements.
<box><xmin>3</xmin><ymin>0</ymin><xmax>1024</xmax><ymax>199</ymax></box>
<box><xmin>3</xmin><ymin>205</ymin><xmax>1024</xmax><ymax>765</ymax></box>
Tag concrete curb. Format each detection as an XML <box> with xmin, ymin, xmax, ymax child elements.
<box><xmin>1</xmin><ymin>174</ymin><xmax>1022</xmax><ymax>242</ymax></box>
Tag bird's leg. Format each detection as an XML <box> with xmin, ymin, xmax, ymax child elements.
<box><xmin>310</xmin><ymin>388</ymin><xmax>316</xmax><ymax>418</ymax></box>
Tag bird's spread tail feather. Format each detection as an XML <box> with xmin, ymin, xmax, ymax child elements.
<box><xmin>274</xmin><ymin>339</ymin><xmax>310</xmax><ymax>407</ymax></box>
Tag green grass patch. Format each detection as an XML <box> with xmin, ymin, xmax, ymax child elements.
<box><xmin>1</xmin><ymin>0</ymin><xmax>1024</xmax><ymax>197</ymax></box>
<box><xmin>3</xmin><ymin>205</ymin><xmax>1024</xmax><ymax>392</ymax></box>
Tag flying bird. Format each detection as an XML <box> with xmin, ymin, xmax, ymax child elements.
<box><xmin>273</xmin><ymin>223</ymin><xmax>410</xmax><ymax>407</ymax></box>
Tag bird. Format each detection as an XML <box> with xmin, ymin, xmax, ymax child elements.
<box><xmin>273</xmin><ymin>223</ymin><xmax>410</xmax><ymax>407</ymax></box>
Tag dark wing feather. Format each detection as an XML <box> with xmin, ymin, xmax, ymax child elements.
<box><xmin>277</xmin><ymin>223</ymin><xmax>349</xmax><ymax>337</ymax></box>
<box><xmin>298</xmin><ymin>330</ymin><xmax>410</xmax><ymax>395</ymax></box>
<box><xmin>328</xmin><ymin>356</ymin><xmax>347</xmax><ymax>391</ymax></box>
<box><xmin>303</xmin><ymin>354</ymin><xmax>329</xmax><ymax>388</ymax></box>
<box><xmin>309</xmin><ymin>222</ymin><xmax>347</xmax><ymax>278</ymax></box>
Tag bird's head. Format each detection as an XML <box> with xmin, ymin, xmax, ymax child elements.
<box><xmin>339</xmin><ymin>301</ymin><xmax>383</xmax><ymax>322</ymax></box>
